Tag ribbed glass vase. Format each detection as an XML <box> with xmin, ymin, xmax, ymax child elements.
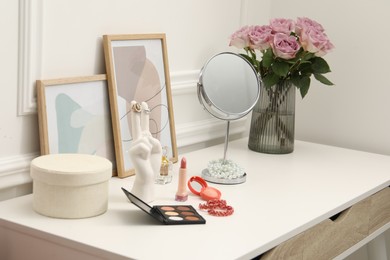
<box><xmin>248</xmin><ymin>81</ymin><xmax>295</xmax><ymax>154</ymax></box>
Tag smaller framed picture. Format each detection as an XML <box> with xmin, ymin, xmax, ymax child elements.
<box><xmin>103</xmin><ymin>33</ymin><xmax>178</xmax><ymax>178</ymax></box>
<box><xmin>36</xmin><ymin>74</ymin><xmax>116</xmax><ymax>175</ymax></box>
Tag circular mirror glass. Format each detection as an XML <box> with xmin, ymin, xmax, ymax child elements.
<box><xmin>198</xmin><ymin>52</ymin><xmax>260</xmax><ymax>121</ymax></box>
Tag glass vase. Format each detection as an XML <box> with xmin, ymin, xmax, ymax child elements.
<box><xmin>248</xmin><ymin>81</ymin><xmax>295</xmax><ymax>154</ymax></box>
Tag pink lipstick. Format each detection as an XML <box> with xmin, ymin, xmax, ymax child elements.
<box><xmin>175</xmin><ymin>157</ymin><xmax>188</xmax><ymax>202</ymax></box>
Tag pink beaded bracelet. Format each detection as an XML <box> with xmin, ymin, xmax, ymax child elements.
<box><xmin>199</xmin><ymin>199</ymin><xmax>234</xmax><ymax>217</ymax></box>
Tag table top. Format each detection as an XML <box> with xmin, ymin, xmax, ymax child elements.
<box><xmin>1</xmin><ymin>138</ymin><xmax>389</xmax><ymax>260</ymax></box>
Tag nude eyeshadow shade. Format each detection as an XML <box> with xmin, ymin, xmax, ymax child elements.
<box><xmin>155</xmin><ymin>206</ymin><xmax>205</xmax><ymax>224</ymax></box>
<box><xmin>161</xmin><ymin>206</ymin><xmax>175</xmax><ymax>211</ymax></box>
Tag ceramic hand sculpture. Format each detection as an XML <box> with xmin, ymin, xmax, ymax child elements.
<box><xmin>129</xmin><ymin>101</ymin><xmax>162</xmax><ymax>203</ymax></box>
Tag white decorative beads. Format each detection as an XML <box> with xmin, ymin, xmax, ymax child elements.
<box><xmin>206</xmin><ymin>159</ymin><xmax>245</xmax><ymax>180</ymax></box>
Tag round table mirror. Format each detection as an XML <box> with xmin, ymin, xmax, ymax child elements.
<box><xmin>197</xmin><ymin>52</ymin><xmax>260</xmax><ymax>184</ymax></box>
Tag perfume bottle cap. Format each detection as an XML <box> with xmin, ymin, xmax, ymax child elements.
<box><xmin>161</xmin><ymin>146</ymin><xmax>170</xmax><ymax>164</ymax></box>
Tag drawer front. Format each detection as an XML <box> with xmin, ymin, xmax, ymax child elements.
<box><xmin>260</xmin><ymin>187</ymin><xmax>389</xmax><ymax>260</ymax></box>
<box><xmin>369</xmin><ymin>187</ymin><xmax>390</xmax><ymax>234</ymax></box>
<box><xmin>260</xmin><ymin>232</ymin><xmax>305</xmax><ymax>260</ymax></box>
<box><xmin>302</xmin><ymin>196</ymin><xmax>370</xmax><ymax>260</ymax></box>
<box><xmin>261</xmin><ymin>195</ymin><xmax>371</xmax><ymax>260</ymax></box>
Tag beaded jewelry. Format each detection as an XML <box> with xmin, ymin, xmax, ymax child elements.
<box><xmin>199</xmin><ymin>199</ymin><xmax>234</xmax><ymax>217</ymax></box>
<box><xmin>207</xmin><ymin>159</ymin><xmax>245</xmax><ymax>180</ymax></box>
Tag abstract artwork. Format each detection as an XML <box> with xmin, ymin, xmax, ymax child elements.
<box><xmin>104</xmin><ymin>34</ymin><xmax>177</xmax><ymax>178</ymax></box>
<box><xmin>36</xmin><ymin>75</ymin><xmax>116</xmax><ymax>175</ymax></box>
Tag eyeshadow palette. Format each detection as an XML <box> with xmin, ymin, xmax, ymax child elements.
<box><xmin>121</xmin><ymin>187</ymin><xmax>206</xmax><ymax>225</ymax></box>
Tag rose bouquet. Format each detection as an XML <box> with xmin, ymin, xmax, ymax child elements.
<box><xmin>229</xmin><ymin>17</ymin><xmax>334</xmax><ymax>98</ymax></box>
<box><xmin>230</xmin><ymin>18</ymin><xmax>335</xmax><ymax>153</ymax></box>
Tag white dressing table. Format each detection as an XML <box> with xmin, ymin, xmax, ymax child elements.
<box><xmin>0</xmin><ymin>138</ymin><xmax>389</xmax><ymax>260</ymax></box>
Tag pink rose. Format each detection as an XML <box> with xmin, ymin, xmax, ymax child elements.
<box><xmin>272</xmin><ymin>33</ymin><xmax>300</xmax><ymax>59</ymax></box>
<box><xmin>248</xmin><ymin>25</ymin><xmax>273</xmax><ymax>51</ymax></box>
<box><xmin>299</xmin><ymin>28</ymin><xmax>334</xmax><ymax>56</ymax></box>
<box><xmin>296</xmin><ymin>17</ymin><xmax>324</xmax><ymax>35</ymax></box>
<box><xmin>270</xmin><ymin>18</ymin><xmax>295</xmax><ymax>34</ymax></box>
<box><xmin>229</xmin><ymin>26</ymin><xmax>251</xmax><ymax>49</ymax></box>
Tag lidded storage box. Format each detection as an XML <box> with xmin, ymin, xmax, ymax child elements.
<box><xmin>30</xmin><ymin>154</ymin><xmax>112</xmax><ymax>219</ymax></box>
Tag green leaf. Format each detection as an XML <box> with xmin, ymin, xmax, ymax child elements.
<box><xmin>299</xmin><ymin>62</ymin><xmax>312</xmax><ymax>72</ymax></box>
<box><xmin>262</xmin><ymin>49</ymin><xmax>274</xmax><ymax>68</ymax></box>
<box><xmin>314</xmin><ymin>73</ymin><xmax>334</xmax><ymax>85</ymax></box>
<box><xmin>262</xmin><ymin>73</ymin><xmax>280</xmax><ymax>88</ymax></box>
<box><xmin>302</xmin><ymin>52</ymin><xmax>315</xmax><ymax>61</ymax></box>
<box><xmin>254</xmin><ymin>59</ymin><xmax>260</xmax><ymax>69</ymax></box>
<box><xmin>285</xmin><ymin>59</ymin><xmax>298</xmax><ymax>65</ymax></box>
<box><xmin>298</xmin><ymin>76</ymin><xmax>311</xmax><ymax>98</ymax></box>
<box><xmin>290</xmin><ymin>74</ymin><xmax>301</xmax><ymax>88</ymax></box>
<box><xmin>272</xmin><ymin>61</ymin><xmax>290</xmax><ymax>77</ymax></box>
<box><xmin>311</xmin><ymin>57</ymin><xmax>331</xmax><ymax>74</ymax></box>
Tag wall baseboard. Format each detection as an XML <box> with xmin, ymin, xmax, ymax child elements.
<box><xmin>0</xmin><ymin>153</ymin><xmax>37</xmax><ymax>192</ymax></box>
<box><xmin>176</xmin><ymin>117</ymin><xmax>247</xmax><ymax>148</ymax></box>
<box><xmin>170</xmin><ymin>70</ymin><xmax>199</xmax><ymax>96</ymax></box>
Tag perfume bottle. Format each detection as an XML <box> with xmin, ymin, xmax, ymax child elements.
<box><xmin>155</xmin><ymin>147</ymin><xmax>173</xmax><ymax>184</ymax></box>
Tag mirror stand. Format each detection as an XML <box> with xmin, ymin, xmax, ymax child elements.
<box><xmin>222</xmin><ymin>120</ymin><xmax>230</xmax><ymax>162</ymax></box>
<box><xmin>198</xmin><ymin>52</ymin><xmax>260</xmax><ymax>185</ymax></box>
<box><xmin>201</xmin><ymin>121</ymin><xmax>247</xmax><ymax>185</ymax></box>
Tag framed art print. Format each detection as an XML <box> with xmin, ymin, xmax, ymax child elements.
<box><xmin>103</xmin><ymin>33</ymin><xmax>178</xmax><ymax>178</ymax></box>
<box><xmin>36</xmin><ymin>74</ymin><xmax>116</xmax><ymax>175</ymax></box>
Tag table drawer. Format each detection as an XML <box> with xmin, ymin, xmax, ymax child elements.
<box><xmin>261</xmin><ymin>187</ymin><xmax>390</xmax><ymax>260</ymax></box>
<box><xmin>259</xmin><ymin>231</ymin><xmax>305</xmax><ymax>259</ymax></box>
<box><xmin>301</xmin><ymin>196</ymin><xmax>370</xmax><ymax>259</ymax></box>
<box><xmin>261</xmin><ymin>192</ymin><xmax>374</xmax><ymax>260</ymax></box>
<box><xmin>369</xmin><ymin>187</ymin><xmax>390</xmax><ymax>234</ymax></box>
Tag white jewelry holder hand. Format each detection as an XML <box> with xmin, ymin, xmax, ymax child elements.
<box><xmin>129</xmin><ymin>101</ymin><xmax>162</xmax><ymax>203</ymax></box>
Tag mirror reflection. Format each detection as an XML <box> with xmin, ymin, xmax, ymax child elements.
<box><xmin>198</xmin><ymin>52</ymin><xmax>260</xmax><ymax>120</ymax></box>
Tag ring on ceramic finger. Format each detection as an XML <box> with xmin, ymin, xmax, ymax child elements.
<box><xmin>132</xmin><ymin>102</ymin><xmax>142</xmax><ymax>113</ymax></box>
<box><xmin>143</xmin><ymin>108</ymin><xmax>151</xmax><ymax>114</ymax></box>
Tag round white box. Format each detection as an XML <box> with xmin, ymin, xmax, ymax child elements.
<box><xmin>30</xmin><ymin>154</ymin><xmax>112</xmax><ymax>219</ymax></box>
